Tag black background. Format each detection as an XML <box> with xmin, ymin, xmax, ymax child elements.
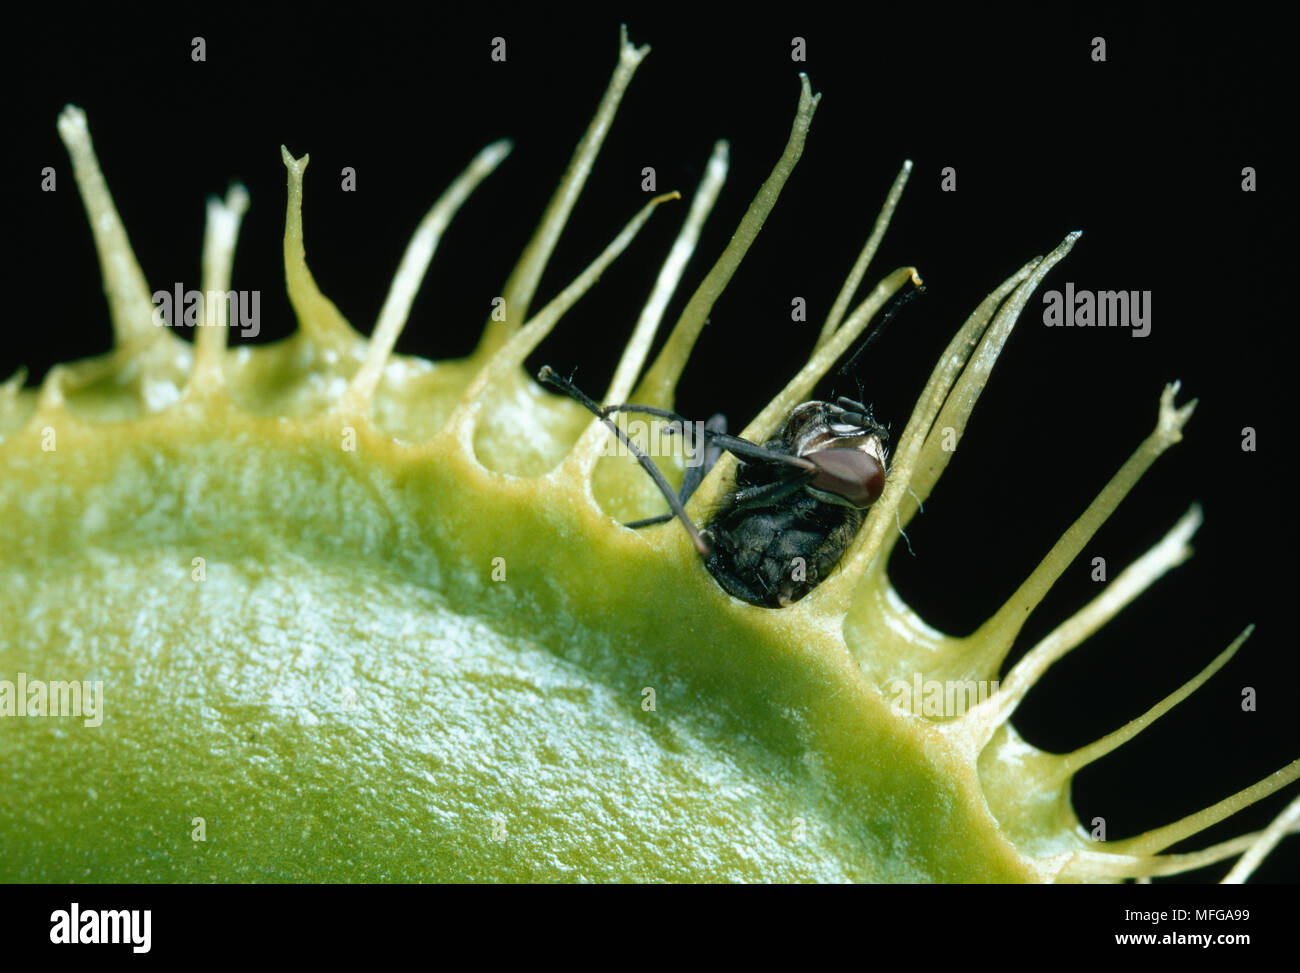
<box><xmin>6</xmin><ymin>5</ymin><xmax>1297</xmax><ymax>883</ymax></box>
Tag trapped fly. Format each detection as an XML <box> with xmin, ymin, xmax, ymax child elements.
<box><xmin>538</xmin><ymin>366</ymin><xmax>889</xmax><ymax>607</ymax></box>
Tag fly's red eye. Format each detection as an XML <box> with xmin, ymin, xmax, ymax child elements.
<box><xmin>806</xmin><ymin>448</ymin><xmax>885</xmax><ymax>508</ymax></box>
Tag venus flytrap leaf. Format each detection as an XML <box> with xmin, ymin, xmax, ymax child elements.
<box><xmin>190</xmin><ymin>183</ymin><xmax>250</xmax><ymax>393</ymax></box>
<box><xmin>281</xmin><ymin>147</ymin><xmax>362</xmax><ymax>351</ymax></box>
<box><xmin>965</xmin><ymin>382</ymin><xmax>1198</xmax><ymax>680</ymax></box>
<box><xmin>1053</xmin><ymin>613</ymin><xmax>1243</xmax><ymax>780</ymax></box>
<box><xmin>55</xmin><ymin>106</ymin><xmax>157</xmax><ymax>349</ymax></box>
<box><xmin>1056</xmin><ymin>761</ymin><xmax>1300</xmax><ymax>881</ymax></box>
<box><xmin>336</xmin><ymin>139</ymin><xmax>512</xmax><ymax>417</ymax></box>
<box><xmin>0</xmin><ymin>371</ymin><xmax>34</xmax><ymax>449</ymax></box>
<box><xmin>2</xmin><ymin>28</ymin><xmax>1295</xmax><ymax>885</ymax></box>
<box><xmin>634</xmin><ymin>75</ymin><xmax>821</xmax><ymax>409</ymax></box>
<box><xmin>817</xmin><ymin>159</ymin><xmax>914</xmax><ymax>349</ymax></box>
<box><xmin>1109</xmin><ymin>758</ymin><xmax>1300</xmax><ymax>861</ymax></box>
<box><xmin>861</xmin><ymin>233</ymin><xmax>1080</xmax><ymax>585</ymax></box>
<box><xmin>882</xmin><ymin>263</ymin><xmax>1039</xmax><ymax>534</ymax></box>
<box><xmin>1061</xmin><ymin>828</ymin><xmax>1295</xmax><ymax>881</ymax></box>
<box><xmin>575</xmin><ymin>140</ymin><xmax>729</xmax><ymax>494</ymax></box>
<box><xmin>450</xmin><ymin>190</ymin><xmax>680</xmax><ymax>476</ymax></box>
<box><xmin>475</xmin><ymin>24</ymin><xmax>650</xmax><ymax>358</ymax></box>
<box><xmin>601</xmin><ymin>140</ymin><xmax>730</xmax><ymax>407</ymax></box>
<box><xmin>957</xmin><ymin>504</ymin><xmax>1204</xmax><ymax>756</ymax></box>
<box><xmin>1223</xmin><ymin>793</ymin><xmax>1300</xmax><ymax>884</ymax></box>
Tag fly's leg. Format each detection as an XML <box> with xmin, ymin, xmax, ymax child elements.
<box><xmin>625</xmin><ymin>413</ymin><xmax>726</xmax><ymax>528</ymax></box>
<box><xmin>538</xmin><ymin>366</ymin><xmax>713</xmax><ymax>556</ymax></box>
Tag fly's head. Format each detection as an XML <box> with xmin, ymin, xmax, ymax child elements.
<box><xmin>773</xmin><ymin>397</ymin><xmax>890</xmax><ymax>510</ymax></box>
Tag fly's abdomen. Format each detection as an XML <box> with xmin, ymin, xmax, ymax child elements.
<box><xmin>706</xmin><ymin>503</ymin><xmax>863</xmax><ymax>607</ymax></box>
